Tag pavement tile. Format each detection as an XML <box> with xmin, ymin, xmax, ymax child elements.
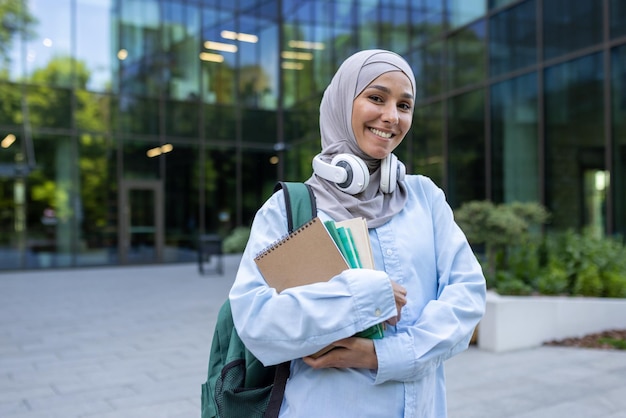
<box><xmin>1</xmin><ymin>256</ymin><xmax>625</xmax><ymax>418</ymax></box>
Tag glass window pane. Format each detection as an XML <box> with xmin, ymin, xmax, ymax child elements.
<box><xmin>118</xmin><ymin>0</ymin><xmax>162</xmax><ymax>97</ymax></box>
<box><xmin>545</xmin><ymin>53</ymin><xmax>604</xmax><ymax>232</ymax></box>
<box><xmin>489</xmin><ymin>0</ymin><xmax>536</xmax><ymax>77</ymax></box>
<box><xmin>612</xmin><ymin>45</ymin><xmax>626</xmax><ymax>237</ymax></box>
<box><xmin>0</xmin><ymin>81</ymin><xmax>22</xmax><ymax>126</ymax></box>
<box><xmin>491</xmin><ymin>73</ymin><xmax>539</xmax><ymax>203</ymax></box>
<box><xmin>164</xmin><ymin>142</ymin><xmax>199</xmax><ymax>262</ymax></box>
<box><xmin>204</xmin><ymin>104</ymin><xmax>236</xmax><ymax>140</ymax></box>
<box><xmin>122</xmin><ymin>138</ymin><xmax>161</xmax><ymax>179</ymax></box>
<box><xmin>413</xmin><ymin>103</ymin><xmax>444</xmax><ymax>185</ymax></box>
<box><xmin>76</xmin><ymin>0</ymin><xmax>114</xmax><ymax>92</ymax></box>
<box><xmin>27</xmin><ymin>85</ymin><xmax>72</xmax><ymax>129</ymax></box>
<box><xmin>543</xmin><ymin>0</ymin><xmax>602</xmax><ymax>61</ymax></box>
<box><xmin>76</xmin><ymin>133</ymin><xmax>117</xmax><ymax>266</ymax></box>
<box><xmin>0</xmin><ymin>1</ymin><xmax>37</xmax><ymax>81</ymax></box>
<box><xmin>447</xmin><ymin>89</ymin><xmax>486</xmax><ymax>207</ymax></box>
<box><xmin>26</xmin><ymin>134</ymin><xmax>77</xmax><ymax>268</ymax></box>
<box><xmin>610</xmin><ymin>0</ymin><xmax>626</xmax><ymax>39</ymax></box>
<box><xmin>165</xmin><ymin>99</ymin><xmax>200</xmax><ymax>138</ymax></box>
<box><xmin>411</xmin><ymin>0</ymin><xmax>445</xmax><ymax>45</ymax></box>
<box><xmin>26</xmin><ymin>0</ymin><xmax>72</xmax><ymax>86</ymax></box>
<box><xmin>117</xmin><ymin>96</ymin><xmax>159</xmax><ymax>135</ymax></box>
<box><xmin>446</xmin><ymin>0</ymin><xmax>485</xmax><ymax>29</ymax></box>
<box><xmin>447</xmin><ymin>20</ymin><xmax>486</xmax><ymax>90</ymax></box>
<box><xmin>489</xmin><ymin>0</ymin><xmax>518</xmax><ymax>9</ymax></box>
<box><xmin>204</xmin><ymin>147</ymin><xmax>237</xmax><ymax>234</ymax></box>
<box><xmin>75</xmin><ymin>90</ymin><xmax>112</xmax><ymax>133</ymax></box>
<box><xmin>162</xmin><ymin>0</ymin><xmax>200</xmax><ymax>101</ymax></box>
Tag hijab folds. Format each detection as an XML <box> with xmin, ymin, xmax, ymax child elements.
<box><xmin>305</xmin><ymin>49</ymin><xmax>416</xmax><ymax>228</ymax></box>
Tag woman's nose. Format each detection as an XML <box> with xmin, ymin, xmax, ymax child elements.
<box><xmin>382</xmin><ymin>105</ymin><xmax>399</xmax><ymax>125</ymax></box>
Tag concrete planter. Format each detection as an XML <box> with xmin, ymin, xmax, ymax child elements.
<box><xmin>477</xmin><ymin>291</ymin><xmax>626</xmax><ymax>352</ymax></box>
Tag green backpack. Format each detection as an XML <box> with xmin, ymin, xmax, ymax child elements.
<box><xmin>201</xmin><ymin>182</ymin><xmax>316</xmax><ymax>418</ymax></box>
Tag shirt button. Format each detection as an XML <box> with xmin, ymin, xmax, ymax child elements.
<box><xmin>375</xmin><ymin>308</ymin><xmax>382</xmax><ymax>317</ymax></box>
<box><xmin>386</xmin><ymin>249</ymin><xmax>393</xmax><ymax>256</ymax></box>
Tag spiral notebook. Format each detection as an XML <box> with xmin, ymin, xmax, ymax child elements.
<box><xmin>254</xmin><ymin>217</ymin><xmax>349</xmax><ymax>293</ymax></box>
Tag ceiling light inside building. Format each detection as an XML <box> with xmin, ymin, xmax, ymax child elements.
<box><xmin>220</xmin><ymin>30</ymin><xmax>258</xmax><ymax>43</ymax></box>
<box><xmin>199</xmin><ymin>52</ymin><xmax>224</xmax><ymax>62</ymax></box>
<box><xmin>281</xmin><ymin>61</ymin><xmax>304</xmax><ymax>70</ymax></box>
<box><xmin>117</xmin><ymin>49</ymin><xmax>128</xmax><ymax>60</ymax></box>
<box><xmin>146</xmin><ymin>144</ymin><xmax>174</xmax><ymax>158</ymax></box>
<box><xmin>288</xmin><ymin>40</ymin><xmax>324</xmax><ymax>50</ymax></box>
<box><xmin>281</xmin><ymin>51</ymin><xmax>313</xmax><ymax>60</ymax></box>
<box><xmin>204</xmin><ymin>41</ymin><xmax>238</xmax><ymax>53</ymax></box>
<box><xmin>1</xmin><ymin>134</ymin><xmax>16</xmax><ymax>148</ymax></box>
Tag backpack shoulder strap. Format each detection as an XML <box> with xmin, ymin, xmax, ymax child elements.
<box><xmin>273</xmin><ymin>181</ymin><xmax>316</xmax><ymax>231</ymax></box>
<box><xmin>262</xmin><ymin>182</ymin><xmax>315</xmax><ymax>418</ymax></box>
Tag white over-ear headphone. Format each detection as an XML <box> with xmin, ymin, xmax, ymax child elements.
<box><xmin>312</xmin><ymin>153</ymin><xmax>406</xmax><ymax>194</ymax></box>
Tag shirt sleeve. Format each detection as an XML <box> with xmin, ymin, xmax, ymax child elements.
<box><xmin>229</xmin><ymin>190</ymin><xmax>397</xmax><ymax>366</ymax></box>
<box><xmin>373</xmin><ymin>177</ymin><xmax>487</xmax><ymax>384</ymax></box>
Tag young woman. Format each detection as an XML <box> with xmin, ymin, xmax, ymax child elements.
<box><xmin>229</xmin><ymin>49</ymin><xmax>486</xmax><ymax>417</ymax></box>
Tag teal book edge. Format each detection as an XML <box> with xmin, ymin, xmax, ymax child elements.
<box><xmin>323</xmin><ymin>220</ymin><xmax>385</xmax><ymax>340</ymax></box>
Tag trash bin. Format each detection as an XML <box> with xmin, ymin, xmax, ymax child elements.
<box><xmin>198</xmin><ymin>234</ymin><xmax>223</xmax><ymax>275</ymax></box>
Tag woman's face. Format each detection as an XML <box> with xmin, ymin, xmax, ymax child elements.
<box><xmin>351</xmin><ymin>71</ymin><xmax>414</xmax><ymax>160</ymax></box>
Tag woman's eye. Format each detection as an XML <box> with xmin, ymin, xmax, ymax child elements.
<box><xmin>399</xmin><ymin>103</ymin><xmax>412</xmax><ymax>111</ymax></box>
<box><xmin>368</xmin><ymin>95</ymin><xmax>383</xmax><ymax>103</ymax></box>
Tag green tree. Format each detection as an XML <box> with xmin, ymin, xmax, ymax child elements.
<box><xmin>455</xmin><ymin>200</ymin><xmax>550</xmax><ymax>280</ymax></box>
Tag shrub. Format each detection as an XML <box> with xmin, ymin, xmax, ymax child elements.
<box><xmin>536</xmin><ymin>264</ymin><xmax>569</xmax><ymax>295</ymax></box>
<box><xmin>573</xmin><ymin>265</ymin><xmax>604</xmax><ymax>297</ymax></box>
<box><xmin>603</xmin><ymin>272</ymin><xmax>626</xmax><ymax>298</ymax></box>
<box><xmin>454</xmin><ymin>200</ymin><xmax>549</xmax><ymax>279</ymax></box>
<box><xmin>222</xmin><ymin>226</ymin><xmax>251</xmax><ymax>254</ymax></box>
<box><xmin>494</xmin><ymin>271</ymin><xmax>533</xmax><ymax>296</ymax></box>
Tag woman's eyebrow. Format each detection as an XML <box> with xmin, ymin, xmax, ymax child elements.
<box><xmin>366</xmin><ymin>84</ymin><xmax>414</xmax><ymax>100</ymax></box>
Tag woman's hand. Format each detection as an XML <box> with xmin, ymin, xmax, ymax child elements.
<box><xmin>302</xmin><ymin>337</ymin><xmax>378</xmax><ymax>370</ymax></box>
<box><xmin>387</xmin><ymin>280</ymin><xmax>407</xmax><ymax>326</ymax></box>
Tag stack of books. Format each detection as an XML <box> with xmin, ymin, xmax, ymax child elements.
<box><xmin>254</xmin><ymin>216</ymin><xmax>385</xmax><ymax>357</ymax></box>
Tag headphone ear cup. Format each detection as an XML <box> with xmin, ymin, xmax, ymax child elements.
<box><xmin>331</xmin><ymin>154</ymin><xmax>369</xmax><ymax>194</ymax></box>
<box><xmin>380</xmin><ymin>154</ymin><xmax>398</xmax><ymax>193</ymax></box>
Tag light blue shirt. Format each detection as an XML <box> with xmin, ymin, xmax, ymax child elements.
<box><xmin>229</xmin><ymin>175</ymin><xmax>486</xmax><ymax>418</ymax></box>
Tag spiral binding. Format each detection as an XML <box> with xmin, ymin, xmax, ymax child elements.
<box><xmin>254</xmin><ymin>218</ymin><xmax>318</xmax><ymax>260</ymax></box>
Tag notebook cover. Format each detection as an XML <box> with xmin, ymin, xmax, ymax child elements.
<box><xmin>254</xmin><ymin>217</ymin><xmax>349</xmax><ymax>293</ymax></box>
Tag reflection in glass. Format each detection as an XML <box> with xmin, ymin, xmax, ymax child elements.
<box><xmin>543</xmin><ymin>0</ymin><xmax>601</xmax><ymax>61</ymax></box>
<box><xmin>545</xmin><ymin>53</ymin><xmax>604</xmax><ymax>231</ymax></box>
<box><xmin>446</xmin><ymin>0</ymin><xmax>485</xmax><ymax>29</ymax></box>
<box><xmin>76</xmin><ymin>0</ymin><xmax>114</xmax><ymax>92</ymax></box>
<box><xmin>413</xmin><ymin>103</ymin><xmax>444</xmax><ymax>185</ymax></box>
<box><xmin>447</xmin><ymin>90</ymin><xmax>486</xmax><ymax>208</ymax></box>
<box><xmin>164</xmin><ymin>142</ymin><xmax>199</xmax><ymax>262</ymax></box>
<box><xmin>612</xmin><ymin>45</ymin><xmax>626</xmax><ymax>237</ymax></box>
<box><xmin>611</xmin><ymin>0</ymin><xmax>626</xmax><ymax>39</ymax></box>
<box><xmin>25</xmin><ymin>0</ymin><xmax>72</xmax><ymax>85</ymax></box>
<box><xmin>411</xmin><ymin>0</ymin><xmax>445</xmax><ymax>44</ymax></box>
<box><xmin>447</xmin><ymin>20</ymin><xmax>486</xmax><ymax>90</ymax></box>
<box><xmin>489</xmin><ymin>0</ymin><xmax>536</xmax><ymax>77</ymax></box>
<box><xmin>76</xmin><ymin>134</ymin><xmax>117</xmax><ymax>266</ymax></box>
<box><xmin>489</xmin><ymin>0</ymin><xmax>518</xmax><ymax>9</ymax></box>
<box><xmin>491</xmin><ymin>74</ymin><xmax>538</xmax><ymax>203</ymax></box>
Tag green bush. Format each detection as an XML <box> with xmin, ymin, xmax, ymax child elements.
<box><xmin>573</xmin><ymin>264</ymin><xmax>604</xmax><ymax>297</ymax></box>
<box><xmin>536</xmin><ymin>264</ymin><xmax>569</xmax><ymax>295</ymax></box>
<box><xmin>603</xmin><ymin>272</ymin><xmax>626</xmax><ymax>298</ymax></box>
<box><xmin>494</xmin><ymin>271</ymin><xmax>533</xmax><ymax>296</ymax></box>
<box><xmin>222</xmin><ymin>226</ymin><xmax>251</xmax><ymax>254</ymax></box>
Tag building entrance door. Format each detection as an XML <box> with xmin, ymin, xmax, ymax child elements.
<box><xmin>119</xmin><ymin>180</ymin><xmax>164</xmax><ymax>264</ymax></box>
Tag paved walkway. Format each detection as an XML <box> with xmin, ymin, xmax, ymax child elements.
<box><xmin>1</xmin><ymin>256</ymin><xmax>625</xmax><ymax>418</ymax></box>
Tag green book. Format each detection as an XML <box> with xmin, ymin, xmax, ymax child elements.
<box><xmin>323</xmin><ymin>219</ymin><xmax>385</xmax><ymax>340</ymax></box>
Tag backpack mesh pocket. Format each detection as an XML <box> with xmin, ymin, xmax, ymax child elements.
<box><xmin>215</xmin><ymin>359</ymin><xmax>274</xmax><ymax>418</ymax></box>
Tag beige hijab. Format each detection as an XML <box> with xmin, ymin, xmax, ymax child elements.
<box><xmin>305</xmin><ymin>49</ymin><xmax>416</xmax><ymax>228</ymax></box>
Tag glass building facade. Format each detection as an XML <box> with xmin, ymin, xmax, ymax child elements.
<box><xmin>0</xmin><ymin>0</ymin><xmax>625</xmax><ymax>270</ymax></box>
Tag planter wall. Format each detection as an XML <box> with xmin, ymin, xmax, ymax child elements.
<box><xmin>478</xmin><ymin>291</ymin><xmax>626</xmax><ymax>352</ymax></box>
